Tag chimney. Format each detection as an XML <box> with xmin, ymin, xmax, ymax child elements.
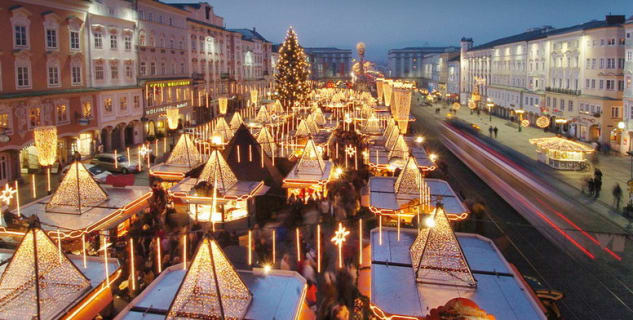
<box><xmin>253</xmin><ymin>27</ymin><xmax>256</xmax><ymax>32</ymax></box>
<box><xmin>605</xmin><ymin>15</ymin><xmax>625</xmax><ymax>25</ymax></box>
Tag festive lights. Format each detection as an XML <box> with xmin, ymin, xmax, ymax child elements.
<box><xmin>166</xmin><ymin>107</ymin><xmax>180</xmax><ymax>130</ymax></box>
<box><xmin>331</xmin><ymin>223</ymin><xmax>350</xmax><ymax>269</ymax></box>
<box><xmin>274</xmin><ymin>27</ymin><xmax>311</xmax><ymax>111</ymax></box>
<box><xmin>166</xmin><ymin>134</ymin><xmax>202</xmax><ymax>168</ymax></box>
<box><xmin>46</xmin><ymin>161</ymin><xmax>108</xmax><ymax>213</ymax></box>
<box><xmin>219</xmin><ymin>97</ymin><xmax>228</xmax><ymax>115</ymax></box>
<box><xmin>34</xmin><ymin>126</ymin><xmax>58</xmax><ymax>167</ymax></box>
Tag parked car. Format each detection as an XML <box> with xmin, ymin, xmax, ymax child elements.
<box><xmin>62</xmin><ymin>163</ymin><xmax>112</xmax><ymax>183</ymax></box>
<box><xmin>91</xmin><ymin>153</ymin><xmax>139</xmax><ymax>174</ymax></box>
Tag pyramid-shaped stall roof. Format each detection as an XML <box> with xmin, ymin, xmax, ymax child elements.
<box><xmin>256</xmin><ymin>126</ymin><xmax>277</xmax><ymax>158</ymax></box>
<box><xmin>254</xmin><ymin>105</ymin><xmax>270</xmax><ymax>123</ymax></box>
<box><xmin>388</xmin><ymin>135</ymin><xmax>410</xmax><ymax>160</ymax></box>
<box><xmin>394</xmin><ymin>156</ymin><xmax>424</xmax><ymax>195</ymax></box>
<box><xmin>223</xmin><ymin>125</ymin><xmax>284</xmax><ymax>189</ymax></box>
<box><xmin>409</xmin><ymin>207</ymin><xmax>477</xmax><ymax>288</ymax></box>
<box><xmin>166</xmin><ymin>133</ymin><xmax>203</xmax><ymax>168</ymax></box>
<box><xmin>0</xmin><ymin>227</ymin><xmax>91</xmax><ymax>320</ymax></box>
<box><xmin>46</xmin><ymin>161</ymin><xmax>108</xmax><ymax>214</ymax></box>
<box><xmin>166</xmin><ymin>238</ymin><xmax>252</xmax><ymax>320</ymax></box>
<box><xmin>295</xmin><ymin>139</ymin><xmax>325</xmax><ymax>175</ymax></box>
<box><xmin>213</xmin><ymin>117</ymin><xmax>234</xmax><ymax>143</ymax></box>
<box><xmin>230</xmin><ymin>112</ymin><xmax>244</xmax><ymax>131</ymax></box>
<box><xmin>384</xmin><ymin>125</ymin><xmax>401</xmax><ymax>150</ymax></box>
<box><xmin>198</xmin><ymin>150</ymin><xmax>238</xmax><ymax>194</ymax></box>
<box><xmin>295</xmin><ymin>119</ymin><xmax>312</xmax><ymax>137</ymax></box>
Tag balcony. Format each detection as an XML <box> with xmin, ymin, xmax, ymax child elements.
<box><xmin>545</xmin><ymin>87</ymin><xmax>581</xmax><ymax>96</ymax></box>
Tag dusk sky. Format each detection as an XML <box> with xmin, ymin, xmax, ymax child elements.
<box><xmin>170</xmin><ymin>0</ymin><xmax>633</xmax><ymax>64</ymax></box>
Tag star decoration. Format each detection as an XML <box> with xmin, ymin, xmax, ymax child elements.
<box><xmin>0</xmin><ymin>184</ymin><xmax>16</xmax><ymax>205</ymax></box>
<box><xmin>331</xmin><ymin>223</ymin><xmax>350</xmax><ymax>247</ymax></box>
<box><xmin>345</xmin><ymin>145</ymin><xmax>356</xmax><ymax>156</ymax></box>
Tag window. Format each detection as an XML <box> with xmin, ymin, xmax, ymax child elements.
<box><xmin>592</xmin><ymin>58</ymin><xmax>596</xmax><ymax>69</ymax></box>
<box><xmin>69</xmin><ymin>64</ymin><xmax>80</xmax><ymax>85</ymax></box>
<box><xmin>591</xmin><ymin>79</ymin><xmax>595</xmax><ymax>89</ymax></box>
<box><xmin>150</xmin><ymin>62</ymin><xmax>156</xmax><ymax>75</ymax></box>
<box><xmin>46</xmin><ymin>29</ymin><xmax>57</xmax><ymax>49</ymax></box>
<box><xmin>627</xmin><ymin>51</ymin><xmax>632</xmax><ymax>62</ymax></box>
<box><xmin>95</xmin><ymin>64</ymin><xmax>104</xmax><ymax>80</ymax></box>
<box><xmin>628</xmin><ymin>77</ymin><xmax>632</xmax><ymax>88</ymax></box>
<box><xmin>140</xmin><ymin>62</ymin><xmax>146</xmax><ymax>76</ymax></box>
<box><xmin>14</xmin><ymin>25</ymin><xmax>27</xmax><ymax>48</ymax></box>
<box><xmin>16</xmin><ymin>63</ymin><xmax>30</xmax><ymax>88</ymax></box>
<box><xmin>612</xmin><ymin>107</ymin><xmax>619</xmax><ymax>118</ymax></box>
<box><xmin>29</xmin><ymin>107</ymin><xmax>40</xmax><ymax>129</ymax></box>
<box><xmin>568</xmin><ymin>101</ymin><xmax>573</xmax><ymax>112</ymax></box>
<box><xmin>560</xmin><ymin>100</ymin><xmax>565</xmax><ymax>109</ymax></box>
<box><xmin>599</xmin><ymin>80</ymin><xmax>604</xmax><ymax>89</ymax></box>
<box><xmin>120</xmin><ymin>96</ymin><xmax>127</xmax><ymax>111</ymax></box>
<box><xmin>124</xmin><ymin>35</ymin><xmax>131</xmax><ymax>50</ymax></box>
<box><xmin>110</xmin><ymin>34</ymin><xmax>117</xmax><ymax>49</ymax></box>
<box><xmin>133</xmin><ymin>96</ymin><xmax>140</xmax><ymax>109</ymax></box>
<box><xmin>47</xmin><ymin>65</ymin><xmax>59</xmax><ymax>87</ymax></box>
<box><xmin>56</xmin><ymin>104</ymin><xmax>68</xmax><ymax>123</ymax></box>
<box><xmin>125</xmin><ymin>64</ymin><xmax>132</xmax><ymax>78</ymax></box>
<box><xmin>618</xmin><ymin>58</ymin><xmax>625</xmax><ymax>69</ymax></box>
<box><xmin>110</xmin><ymin>64</ymin><xmax>118</xmax><ymax>80</ymax></box>
<box><xmin>600</xmin><ymin>58</ymin><xmax>604</xmax><ymax>69</ymax></box>
<box><xmin>161</xmin><ymin>62</ymin><xmax>166</xmax><ymax>75</ymax></box>
<box><xmin>70</xmin><ymin>31</ymin><xmax>80</xmax><ymax>50</ymax></box>
<box><xmin>606</xmin><ymin>80</ymin><xmax>614</xmax><ymax>90</ymax></box>
<box><xmin>619</xmin><ymin>80</ymin><xmax>624</xmax><ymax>91</ymax></box>
<box><xmin>82</xmin><ymin>101</ymin><xmax>92</xmax><ymax>118</ymax></box>
<box><xmin>180</xmin><ymin>63</ymin><xmax>185</xmax><ymax>74</ymax></box>
<box><xmin>586</xmin><ymin>58</ymin><xmax>590</xmax><ymax>69</ymax></box>
<box><xmin>104</xmin><ymin>98</ymin><xmax>113</xmax><ymax>113</ymax></box>
<box><xmin>95</xmin><ymin>32</ymin><xmax>104</xmax><ymax>49</ymax></box>
<box><xmin>191</xmin><ymin>37</ymin><xmax>196</xmax><ymax>50</ymax></box>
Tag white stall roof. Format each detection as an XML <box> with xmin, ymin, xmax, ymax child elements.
<box><xmin>370</xmin><ymin>228</ymin><xmax>546</xmax><ymax>320</ymax></box>
<box><xmin>116</xmin><ymin>266</ymin><xmax>306</xmax><ymax>320</ymax></box>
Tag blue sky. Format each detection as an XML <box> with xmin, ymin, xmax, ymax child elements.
<box><xmin>168</xmin><ymin>0</ymin><xmax>633</xmax><ymax>64</ymax></box>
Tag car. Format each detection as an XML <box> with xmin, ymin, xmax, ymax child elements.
<box><xmin>91</xmin><ymin>153</ymin><xmax>139</xmax><ymax>174</ymax></box>
<box><xmin>62</xmin><ymin>163</ymin><xmax>112</xmax><ymax>183</ymax></box>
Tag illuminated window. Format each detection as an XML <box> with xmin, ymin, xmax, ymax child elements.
<box><xmin>56</xmin><ymin>104</ymin><xmax>68</xmax><ymax>123</ymax></box>
<box><xmin>0</xmin><ymin>114</ymin><xmax>9</xmax><ymax>131</ymax></box>
<box><xmin>28</xmin><ymin>107</ymin><xmax>40</xmax><ymax>129</ymax></box>
<box><xmin>104</xmin><ymin>98</ymin><xmax>113</xmax><ymax>113</ymax></box>
<box><xmin>120</xmin><ymin>96</ymin><xmax>127</xmax><ymax>111</ymax></box>
<box><xmin>82</xmin><ymin>101</ymin><xmax>92</xmax><ymax>118</ymax></box>
<box><xmin>133</xmin><ymin>96</ymin><xmax>140</xmax><ymax>109</ymax></box>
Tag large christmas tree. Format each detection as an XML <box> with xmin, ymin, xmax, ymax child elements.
<box><xmin>275</xmin><ymin>27</ymin><xmax>311</xmax><ymax>111</ymax></box>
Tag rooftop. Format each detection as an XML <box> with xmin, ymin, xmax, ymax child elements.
<box><xmin>228</xmin><ymin>28</ymin><xmax>271</xmax><ymax>43</ymax></box>
<box><xmin>370</xmin><ymin>228</ymin><xmax>546</xmax><ymax>319</ymax></box>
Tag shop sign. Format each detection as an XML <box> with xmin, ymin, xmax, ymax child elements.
<box><xmin>146</xmin><ymin>102</ymin><xmax>188</xmax><ymax>116</ymax></box>
<box><xmin>148</xmin><ymin>79</ymin><xmax>191</xmax><ymax>88</ymax></box>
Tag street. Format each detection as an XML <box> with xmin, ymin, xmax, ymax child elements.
<box><xmin>412</xmin><ymin>99</ymin><xmax>633</xmax><ymax>319</ymax></box>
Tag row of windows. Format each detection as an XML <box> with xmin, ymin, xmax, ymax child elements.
<box><xmin>102</xmin><ymin>95</ymin><xmax>141</xmax><ymax>114</ymax></box>
<box><xmin>139</xmin><ymin>61</ymin><xmax>186</xmax><ymax>76</ymax></box>
<box><xmin>12</xmin><ymin>61</ymin><xmax>82</xmax><ymax>89</ymax></box>
<box><xmin>584</xmin><ymin>79</ymin><xmax>624</xmax><ymax>91</ymax></box>
<box><xmin>14</xmin><ymin>25</ymin><xmax>80</xmax><ymax>51</ymax></box>
<box><xmin>94</xmin><ymin>62</ymin><xmax>134</xmax><ymax>81</ymax></box>
<box><xmin>94</xmin><ymin>32</ymin><xmax>132</xmax><ymax>51</ymax></box>
<box><xmin>585</xmin><ymin>58</ymin><xmax>626</xmax><ymax>70</ymax></box>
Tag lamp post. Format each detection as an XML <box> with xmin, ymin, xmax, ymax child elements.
<box><xmin>515</xmin><ymin>109</ymin><xmax>525</xmax><ymax>132</ymax></box>
<box><xmin>486</xmin><ymin>99</ymin><xmax>494</xmax><ymax>122</ymax></box>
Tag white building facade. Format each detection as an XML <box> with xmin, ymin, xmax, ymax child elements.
<box><xmin>461</xmin><ymin>15</ymin><xmax>628</xmax><ymax>147</ymax></box>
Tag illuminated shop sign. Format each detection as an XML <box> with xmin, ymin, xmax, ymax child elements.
<box><xmin>148</xmin><ymin>80</ymin><xmax>192</xmax><ymax>88</ymax></box>
<box><xmin>146</xmin><ymin>102</ymin><xmax>188</xmax><ymax>115</ymax></box>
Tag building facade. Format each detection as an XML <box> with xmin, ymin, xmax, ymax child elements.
<box><xmin>0</xmin><ymin>0</ymin><xmax>99</xmax><ymax>184</ymax></box>
<box><xmin>388</xmin><ymin>46</ymin><xmax>459</xmax><ymax>90</ymax></box>
<box><xmin>447</xmin><ymin>56</ymin><xmax>460</xmax><ymax>99</ymax></box>
<box><xmin>461</xmin><ymin>15</ymin><xmax>628</xmax><ymax>147</ymax></box>
<box><xmin>304</xmin><ymin>47</ymin><xmax>352</xmax><ymax>81</ymax></box>
<box><xmin>619</xmin><ymin>19</ymin><xmax>633</xmax><ymax>152</ymax></box>
<box><xmin>88</xmin><ymin>0</ymin><xmax>144</xmax><ymax>153</ymax></box>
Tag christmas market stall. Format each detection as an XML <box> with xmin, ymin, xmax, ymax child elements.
<box><xmin>169</xmin><ymin>148</ymin><xmax>266</xmax><ymax>227</ymax></box>
<box><xmin>367</xmin><ymin>124</ymin><xmax>436</xmax><ymax>174</ymax></box>
<box><xmin>114</xmin><ymin>237</ymin><xmax>312</xmax><ymax>320</ymax></box>
<box><xmin>283</xmin><ymin>139</ymin><xmax>333</xmax><ymax>201</ymax></box>
<box><xmin>367</xmin><ymin>156</ymin><xmax>467</xmax><ymax>222</ymax></box>
<box><xmin>0</xmin><ymin>227</ymin><xmax>121</xmax><ymax>320</ymax></box>
<box><xmin>14</xmin><ymin>161</ymin><xmax>152</xmax><ymax>239</ymax></box>
<box><xmin>149</xmin><ymin>133</ymin><xmax>206</xmax><ymax>183</ymax></box>
<box><xmin>529</xmin><ymin>136</ymin><xmax>594</xmax><ymax>170</ymax></box>
<box><xmin>365</xmin><ymin>208</ymin><xmax>547</xmax><ymax>319</ymax></box>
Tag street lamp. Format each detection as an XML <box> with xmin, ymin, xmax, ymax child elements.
<box><xmin>166</xmin><ymin>107</ymin><xmax>179</xmax><ymax>150</ymax></box>
<box><xmin>554</xmin><ymin>118</ymin><xmax>567</xmax><ymax>134</ymax></box>
<box><xmin>515</xmin><ymin>109</ymin><xmax>525</xmax><ymax>132</ymax></box>
<box><xmin>486</xmin><ymin>99</ymin><xmax>494</xmax><ymax>122</ymax></box>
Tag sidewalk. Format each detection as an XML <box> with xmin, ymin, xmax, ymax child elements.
<box><xmin>424</xmin><ymin>102</ymin><xmax>633</xmax><ymax>232</ymax></box>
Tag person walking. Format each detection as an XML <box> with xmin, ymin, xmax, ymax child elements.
<box><xmin>613</xmin><ymin>184</ymin><xmax>623</xmax><ymax>210</ymax></box>
<box><xmin>493</xmin><ymin>126</ymin><xmax>498</xmax><ymax>138</ymax></box>
<box><xmin>489</xmin><ymin>126</ymin><xmax>493</xmax><ymax>137</ymax></box>
<box><xmin>594</xmin><ymin>177</ymin><xmax>602</xmax><ymax>199</ymax></box>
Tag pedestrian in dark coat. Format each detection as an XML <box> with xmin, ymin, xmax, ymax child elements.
<box><xmin>493</xmin><ymin>126</ymin><xmax>498</xmax><ymax>138</ymax></box>
<box><xmin>489</xmin><ymin>126</ymin><xmax>493</xmax><ymax>137</ymax></box>
<box><xmin>613</xmin><ymin>184</ymin><xmax>623</xmax><ymax>210</ymax></box>
<box><xmin>594</xmin><ymin>178</ymin><xmax>602</xmax><ymax>198</ymax></box>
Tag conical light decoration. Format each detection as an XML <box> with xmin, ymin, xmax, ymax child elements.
<box><xmin>46</xmin><ymin>161</ymin><xmax>108</xmax><ymax>213</ymax></box>
<box><xmin>409</xmin><ymin>207</ymin><xmax>477</xmax><ymax>288</ymax></box>
<box><xmin>213</xmin><ymin>117</ymin><xmax>234</xmax><ymax>143</ymax></box>
<box><xmin>274</xmin><ymin>27</ymin><xmax>311</xmax><ymax>111</ymax></box>
<box><xmin>254</xmin><ymin>105</ymin><xmax>270</xmax><ymax>123</ymax></box>
<box><xmin>198</xmin><ymin>150</ymin><xmax>238</xmax><ymax>194</ymax></box>
<box><xmin>388</xmin><ymin>135</ymin><xmax>409</xmax><ymax>160</ymax></box>
<box><xmin>166</xmin><ymin>238</ymin><xmax>252</xmax><ymax>319</ymax></box>
<box><xmin>166</xmin><ymin>134</ymin><xmax>202</xmax><ymax>168</ymax></box>
<box><xmin>0</xmin><ymin>228</ymin><xmax>91</xmax><ymax>320</ymax></box>
<box><xmin>219</xmin><ymin>97</ymin><xmax>228</xmax><ymax>115</ymax></box>
<box><xmin>34</xmin><ymin>126</ymin><xmax>58</xmax><ymax>167</ymax></box>
<box><xmin>295</xmin><ymin>119</ymin><xmax>312</xmax><ymax>138</ymax></box>
<box><xmin>166</xmin><ymin>107</ymin><xmax>180</xmax><ymax>130</ymax></box>
<box><xmin>384</xmin><ymin>125</ymin><xmax>401</xmax><ymax>150</ymax></box>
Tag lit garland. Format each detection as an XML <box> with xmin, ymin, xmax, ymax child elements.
<box><xmin>409</xmin><ymin>207</ymin><xmax>477</xmax><ymax>288</ymax></box>
<box><xmin>219</xmin><ymin>97</ymin><xmax>228</xmax><ymax>115</ymax></box>
<box><xmin>0</xmin><ymin>228</ymin><xmax>90</xmax><ymax>319</ymax></box>
<box><xmin>213</xmin><ymin>117</ymin><xmax>234</xmax><ymax>142</ymax></box>
<box><xmin>230</xmin><ymin>112</ymin><xmax>244</xmax><ymax>131</ymax></box>
<box><xmin>166</xmin><ymin>134</ymin><xmax>202</xmax><ymax>168</ymax></box>
<box><xmin>47</xmin><ymin>161</ymin><xmax>108</xmax><ymax>213</ymax></box>
<box><xmin>166</xmin><ymin>238</ymin><xmax>252</xmax><ymax>319</ymax></box>
<box><xmin>250</xmin><ymin>89</ymin><xmax>258</xmax><ymax>106</ymax></box>
<box><xmin>536</xmin><ymin>116</ymin><xmax>550</xmax><ymax>128</ymax></box>
<box><xmin>295</xmin><ymin>139</ymin><xmax>325</xmax><ymax>175</ymax></box>
<box><xmin>34</xmin><ymin>126</ymin><xmax>58</xmax><ymax>167</ymax></box>
<box><xmin>274</xmin><ymin>27</ymin><xmax>311</xmax><ymax>111</ymax></box>
<box><xmin>387</xmin><ymin>135</ymin><xmax>409</xmax><ymax>160</ymax></box>
<box><xmin>394</xmin><ymin>156</ymin><xmax>426</xmax><ymax>195</ymax></box>
<box><xmin>254</xmin><ymin>105</ymin><xmax>271</xmax><ymax>124</ymax></box>
<box><xmin>256</xmin><ymin>127</ymin><xmax>276</xmax><ymax>157</ymax></box>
